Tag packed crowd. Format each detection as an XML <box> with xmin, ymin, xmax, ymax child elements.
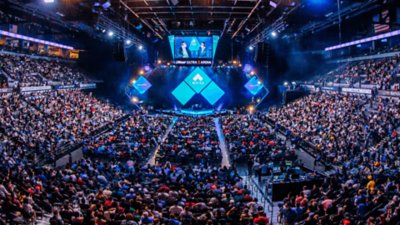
<box><xmin>222</xmin><ymin>114</ymin><xmax>311</xmax><ymax>182</ymax></box>
<box><xmin>0</xmin><ymin>90</ymin><xmax>125</xmax><ymax>162</ymax></box>
<box><xmin>0</xmin><ymin>109</ymin><xmax>274</xmax><ymax>225</ymax></box>
<box><xmin>267</xmin><ymin>92</ymin><xmax>400</xmax><ymax>224</ymax></box>
<box><xmin>269</xmin><ymin>93</ymin><xmax>399</xmax><ymax>166</ymax></box>
<box><xmin>83</xmin><ymin>114</ymin><xmax>171</xmax><ymax>161</ymax></box>
<box><xmin>0</xmin><ymin>54</ymin><xmax>44</xmax><ymax>86</ymax></box>
<box><xmin>311</xmin><ymin>55</ymin><xmax>400</xmax><ymax>90</ymax></box>
<box><xmin>157</xmin><ymin>116</ymin><xmax>222</xmax><ymax>167</ymax></box>
<box><xmin>0</xmin><ymin>53</ymin><xmax>89</xmax><ymax>86</ymax></box>
<box><xmin>0</xmin><ymin>157</ymin><xmax>270</xmax><ymax>225</ymax></box>
<box><xmin>0</xmin><ymin>74</ymin><xmax>7</xmax><ymax>88</ymax></box>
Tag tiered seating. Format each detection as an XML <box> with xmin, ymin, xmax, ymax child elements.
<box><xmin>310</xmin><ymin>55</ymin><xmax>400</xmax><ymax>90</ymax></box>
<box><xmin>0</xmin><ymin>53</ymin><xmax>89</xmax><ymax>85</ymax></box>
<box><xmin>157</xmin><ymin>116</ymin><xmax>222</xmax><ymax>167</ymax></box>
<box><xmin>0</xmin><ymin>54</ymin><xmax>44</xmax><ymax>86</ymax></box>
<box><xmin>83</xmin><ymin>114</ymin><xmax>171</xmax><ymax>161</ymax></box>
<box><xmin>0</xmin><ymin>90</ymin><xmax>125</xmax><ymax>161</ymax></box>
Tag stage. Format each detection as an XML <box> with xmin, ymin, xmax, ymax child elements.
<box><xmin>156</xmin><ymin>109</ymin><xmax>230</xmax><ymax>117</ymax></box>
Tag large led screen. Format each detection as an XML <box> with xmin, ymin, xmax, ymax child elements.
<box><xmin>169</xmin><ymin>35</ymin><xmax>219</xmax><ymax>65</ymax></box>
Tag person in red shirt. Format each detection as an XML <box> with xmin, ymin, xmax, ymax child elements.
<box><xmin>253</xmin><ymin>211</ymin><xmax>269</xmax><ymax>225</ymax></box>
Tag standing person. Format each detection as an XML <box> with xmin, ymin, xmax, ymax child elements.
<box><xmin>279</xmin><ymin>202</ymin><xmax>296</xmax><ymax>225</ymax></box>
<box><xmin>197</xmin><ymin>42</ymin><xmax>208</xmax><ymax>58</ymax></box>
<box><xmin>178</xmin><ymin>41</ymin><xmax>191</xmax><ymax>58</ymax></box>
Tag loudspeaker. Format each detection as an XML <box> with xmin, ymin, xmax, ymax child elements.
<box><xmin>113</xmin><ymin>40</ymin><xmax>126</xmax><ymax>62</ymax></box>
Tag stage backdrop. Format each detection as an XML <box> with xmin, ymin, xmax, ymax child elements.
<box><xmin>128</xmin><ymin>67</ymin><xmax>266</xmax><ymax>110</ymax></box>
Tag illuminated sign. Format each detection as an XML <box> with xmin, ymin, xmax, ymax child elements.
<box><xmin>172</xmin><ymin>67</ymin><xmax>224</xmax><ymax>105</ymax></box>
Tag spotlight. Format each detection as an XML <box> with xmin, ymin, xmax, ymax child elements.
<box><xmin>232</xmin><ymin>60</ymin><xmax>237</xmax><ymax>64</ymax></box>
<box><xmin>107</xmin><ymin>31</ymin><xmax>114</xmax><ymax>37</ymax></box>
<box><xmin>271</xmin><ymin>31</ymin><xmax>277</xmax><ymax>37</ymax></box>
<box><xmin>102</xmin><ymin>29</ymin><xmax>106</xmax><ymax>33</ymax></box>
<box><xmin>157</xmin><ymin>60</ymin><xmax>162</xmax><ymax>64</ymax></box>
<box><xmin>139</xmin><ymin>69</ymin><xmax>144</xmax><ymax>75</ymax></box>
<box><xmin>284</xmin><ymin>81</ymin><xmax>289</xmax><ymax>86</ymax></box>
<box><xmin>131</xmin><ymin>97</ymin><xmax>139</xmax><ymax>103</ymax></box>
<box><xmin>126</xmin><ymin>39</ymin><xmax>131</xmax><ymax>45</ymax></box>
<box><xmin>131</xmin><ymin>79</ymin><xmax>136</xmax><ymax>84</ymax></box>
<box><xmin>248</xmin><ymin>46</ymin><xmax>254</xmax><ymax>51</ymax></box>
<box><xmin>44</xmin><ymin>0</ymin><xmax>55</xmax><ymax>3</ymax></box>
<box><xmin>138</xmin><ymin>45</ymin><xmax>144</xmax><ymax>50</ymax></box>
<box><xmin>250</xmin><ymin>71</ymin><xmax>256</xmax><ymax>76</ymax></box>
<box><xmin>248</xmin><ymin>105</ymin><xmax>255</xmax><ymax>113</ymax></box>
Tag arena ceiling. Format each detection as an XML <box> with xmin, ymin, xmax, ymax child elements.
<box><xmin>112</xmin><ymin>0</ymin><xmax>293</xmax><ymax>38</ymax></box>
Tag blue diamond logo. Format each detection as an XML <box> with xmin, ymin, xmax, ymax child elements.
<box><xmin>184</xmin><ymin>67</ymin><xmax>212</xmax><ymax>93</ymax></box>
<box><xmin>201</xmin><ymin>82</ymin><xmax>225</xmax><ymax>105</ymax></box>
<box><xmin>188</xmin><ymin>37</ymin><xmax>200</xmax><ymax>52</ymax></box>
<box><xmin>244</xmin><ymin>77</ymin><xmax>264</xmax><ymax>96</ymax></box>
<box><xmin>133</xmin><ymin>76</ymin><xmax>152</xmax><ymax>94</ymax></box>
<box><xmin>172</xmin><ymin>82</ymin><xmax>196</xmax><ymax>105</ymax></box>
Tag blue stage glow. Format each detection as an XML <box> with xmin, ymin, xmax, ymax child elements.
<box><xmin>180</xmin><ymin>109</ymin><xmax>215</xmax><ymax>116</ymax></box>
<box><xmin>244</xmin><ymin>76</ymin><xmax>264</xmax><ymax>95</ymax></box>
<box><xmin>201</xmin><ymin>82</ymin><xmax>225</xmax><ymax>105</ymax></box>
<box><xmin>168</xmin><ymin>35</ymin><xmax>175</xmax><ymax>59</ymax></box>
<box><xmin>133</xmin><ymin>76</ymin><xmax>152</xmax><ymax>94</ymax></box>
<box><xmin>309</xmin><ymin>0</ymin><xmax>327</xmax><ymax>5</ymax></box>
<box><xmin>243</xmin><ymin>64</ymin><xmax>253</xmax><ymax>74</ymax></box>
<box><xmin>212</xmin><ymin>35</ymin><xmax>220</xmax><ymax>59</ymax></box>
<box><xmin>172</xmin><ymin>82</ymin><xmax>195</xmax><ymax>105</ymax></box>
<box><xmin>184</xmin><ymin>67</ymin><xmax>212</xmax><ymax>93</ymax></box>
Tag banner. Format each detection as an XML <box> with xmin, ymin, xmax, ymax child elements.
<box><xmin>79</xmin><ymin>83</ymin><xmax>96</xmax><ymax>89</ymax></box>
<box><xmin>0</xmin><ymin>88</ymin><xmax>12</xmax><ymax>93</ymax></box>
<box><xmin>321</xmin><ymin>86</ymin><xmax>340</xmax><ymax>92</ymax></box>
<box><xmin>342</xmin><ymin>88</ymin><xmax>371</xmax><ymax>95</ymax></box>
<box><xmin>379</xmin><ymin>90</ymin><xmax>400</xmax><ymax>97</ymax></box>
<box><xmin>56</xmin><ymin>84</ymin><xmax>76</xmax><ymax>90</ymax></box>
<box><xmin>20</xmin><ymin>86</ymin><xmax>52</xmax><ymax>92</ymax></box>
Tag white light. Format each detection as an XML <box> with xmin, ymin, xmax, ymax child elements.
<box><xmin>44</xmin><ymin>0</ymin><xmax>55</xmax><ymax>3</ymax></box>
<box><xmin>138</xmin><ymin>45</ymin><xmax>143</xmax><ymax>50</ymax></box>
<box><xmin>107</xmin><ymin>31</ymin><xmax>114</xmax><ymax>37</ymax></box>
<box><xmin>284</xmin><ymin>81</ymin><xmax>289</xmax><ymax>86</ymax></box>
<box><xmin>126</xmin><ymin>39</ymin><xmax>131</xmax><ymax>45</ymax></box>
<box><xmin>248</xmin><ymin>46</ymin><xmax>254</xmax><ymax>51</ymax></box>
<box><xmin>271</xmin><ymin>31</ymin><xmax>277</xmax><ymax>37</ymax></box>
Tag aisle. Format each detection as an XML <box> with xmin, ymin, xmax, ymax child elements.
<box><xmin>214</xmin><ymin>117</ymin><xmax>231</xmax><ymax>168</ymax></box>
<box><xmin>147</xmin><ymin>117</ymin><xmax>178</xmax><ymax>165</ymax></box>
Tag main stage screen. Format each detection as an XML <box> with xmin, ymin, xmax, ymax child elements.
<box><xmin>174</xmin><ymin>36</ymin><xmax>213</xmax><ymax>59</ymax></box>
<box><xmin>168</xmin><ymin>35</ymin><xmax>219</xmax><ymax>65</ymax></box>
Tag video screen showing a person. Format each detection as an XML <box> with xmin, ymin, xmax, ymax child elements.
<box><xmin>197</xmin><ymin>42</ymin><xmax>210</xmax><ymax>58</ymax></box>
<box><xmin>177</xmin><ymin>41</ymin><xmax>191</xmax><ymax>58</ymax></box>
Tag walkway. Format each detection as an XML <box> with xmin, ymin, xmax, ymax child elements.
<box><xmin>147</xmin><ymin>117</ymin><xmax>178</xmax><ymax>165</ymax></box>
<box><xmin>214</xmin><ymin>117</ymin><xmax>231</xmax><ymax>168</ymax></box>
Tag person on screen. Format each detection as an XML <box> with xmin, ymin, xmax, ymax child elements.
<box><xmin>178</xmin><ymin>41</ymin><xmax>191</xmax><ymax>58</ymax></box>
<box><xmin>197</xmin><ymin>42</ymin><xmax>208</xmax><ymax>58</ymax></box>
